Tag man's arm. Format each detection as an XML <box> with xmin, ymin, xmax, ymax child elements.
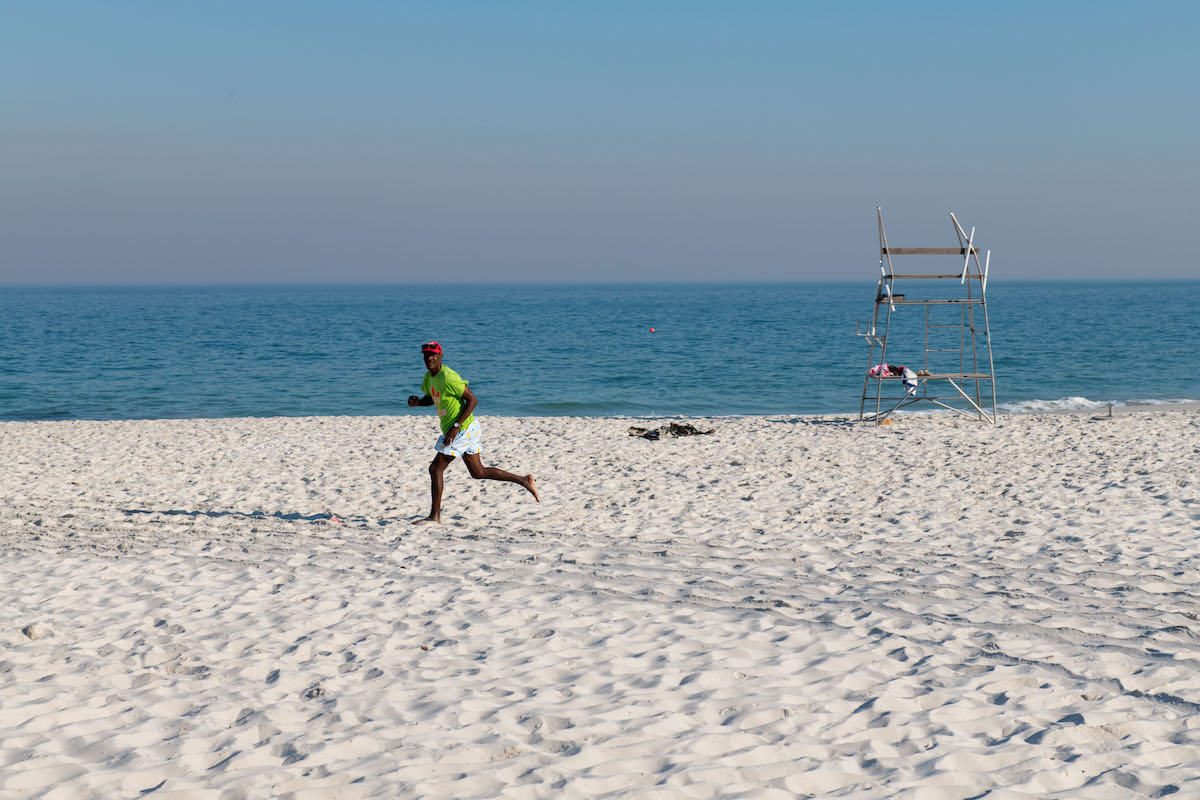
<box><xmin>458</xmin><ymin>387</ymin><xmax>478</xmax><ymax>422</ymax></box>
<box><xmin>442</xmin><ymin>387</ymin><xmax>478</xmax><ymax>445</ymax></box>
<box><xmin>408</xmin><ymin>394</ymin><xmax>434</xmax><ymax>407</ymax></box>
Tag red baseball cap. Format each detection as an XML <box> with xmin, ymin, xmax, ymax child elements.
<box><xmin>420</xmin><ymin>341</ymin><xmax>442</xmax><ymax>354</ymax></box>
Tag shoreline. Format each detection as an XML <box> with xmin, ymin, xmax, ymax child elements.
<box><xmin>3</xmin><ymin>409</ymin><xmax>1199</xmax><ymax>797</ymax></box>
<box><xmin>4</xmin><ymin>398</ymin><xmax>1199</xmax><ymax>427</ymax></box>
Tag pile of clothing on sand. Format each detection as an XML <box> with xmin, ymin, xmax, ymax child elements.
<box><xmin>628</xmin><ymin>422</ymin><xmax>716</xmax><ymax>441</ymax></box>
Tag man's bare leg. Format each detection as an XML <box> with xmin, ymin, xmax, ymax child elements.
<box><xmin>414</xmin><ymin>453</ymin><xmax>455</xmax><ymax>523</ymax></box>
<box><xmin>462</xmin><ymin>453</ymin><xmax>540</xmax><ymax>502</ymax></box>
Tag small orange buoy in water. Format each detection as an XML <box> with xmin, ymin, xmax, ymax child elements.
<box><xmin>650</xmin><ymin>328</ymin><xmax>655</xmax><ymax>333</ymax></box>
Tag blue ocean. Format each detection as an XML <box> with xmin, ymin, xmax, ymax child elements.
<box><xmin>1</xmin><ymin>282</ymin><xmax>1195</xmax><ymax>422</ymax></box>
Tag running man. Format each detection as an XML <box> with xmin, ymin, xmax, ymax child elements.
<box><xmin>407</xmin><ymin>341</ymin><xmax>539</xmax><ymax>524</ymax></box>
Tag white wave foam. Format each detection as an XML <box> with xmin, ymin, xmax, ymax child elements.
<box><xmin>998</xmin><ymin>397</ymin><xmax>1200</xmax><ymax>414</ymax></box>
<box><xmin>997</xmin><ymin>397</ymin><xmax>1109</xmax><ymax>414</ymax></box>
<box><xmin>1125</xmin><ymin>398</ymin><xmax>1199</xmax><ymax>406</ymax></box>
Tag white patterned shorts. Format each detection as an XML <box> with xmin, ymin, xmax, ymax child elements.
<box><xmin>435</xmin><ymin>419</ymin><xmax>482</xmax><ymax>457</ymax></box>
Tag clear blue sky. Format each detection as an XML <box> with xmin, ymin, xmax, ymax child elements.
<box><xmin>2</xmin><ymin>1</ymin><xmax>1196</xmax><ymax>284</ymax></box>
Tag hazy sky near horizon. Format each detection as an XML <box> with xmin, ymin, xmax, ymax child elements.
<box><xmin>3</xmin><ymin>1</ymin><xmax>1197</xmax><ymax>285</ymax></box>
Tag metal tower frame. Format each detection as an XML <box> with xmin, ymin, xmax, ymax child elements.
<box><xmin>858</xmin><ymin>207</ymin><xmax>997</xmax><ymax>423</ymax></box>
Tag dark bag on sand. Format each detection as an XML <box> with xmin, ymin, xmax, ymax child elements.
<box><xmin>628</xmin><ymin>422</ymin><xmax>715</xmax><ymax>441</ymax></box>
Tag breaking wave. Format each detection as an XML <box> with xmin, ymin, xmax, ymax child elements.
<box><xmin>997</xmin><ymin>397</ymin><xmax>1198</xmax><ymax>414</ymax></box>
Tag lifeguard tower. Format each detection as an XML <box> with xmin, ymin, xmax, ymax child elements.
<box><xmin>858</xmin><ymin>207</ymin><xmax>997</xmax><ymax>423</ymax></box>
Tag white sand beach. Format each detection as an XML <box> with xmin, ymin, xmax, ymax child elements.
<box><xmin>2</xmin><ymin>409</ymin><xmax>1199</xmax><ymax>799</ymax></box>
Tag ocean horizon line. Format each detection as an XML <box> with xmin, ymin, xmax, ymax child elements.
<box><xmin>4</xmin><ymin>276</ymin><xmax>1199</xmax><ymax>290</ymax></box>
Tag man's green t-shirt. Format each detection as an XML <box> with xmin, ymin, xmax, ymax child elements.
<box><xmin>421</xmin><ymin>366</ymin><xmax>475</xmax><ymax>435</ymax></box>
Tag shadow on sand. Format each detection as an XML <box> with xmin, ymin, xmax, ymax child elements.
<box><xmin>121</xmin><ymin>508</ymin><xmax>372</xmax><ymax>524</ymax></box>
<box><xmin>767</xmin><ymin>417</ymin><xmax>858</xmax><ymax>428</ymax></box>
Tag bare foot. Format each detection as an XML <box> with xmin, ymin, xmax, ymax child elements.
<box><xmin>525</xmin><ymin>475</ymin><xmax>541</xmax><ymax>502</ymax></box>
<box><xmin>412</xmin><ymin>515</ymin><xmax>441</xmax><ymax>525</ymax></box>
